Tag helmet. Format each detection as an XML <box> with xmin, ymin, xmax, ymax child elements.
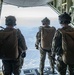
<box><xmin>41</xmin><ymin>17</ymin><xmax>50</xmax><ymax>25</ymax></box>
<box><xmin>59</xmin><ymin>12</ymin><xmax>71</xmax><ymax>24</ymax></box>
<box><xmin>5</xmin><ymin>15</ymin><xmax>16</xmax><ymax>26</ymax></box>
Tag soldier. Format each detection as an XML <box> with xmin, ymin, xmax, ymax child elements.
<box><xmin>52</xmin><ymin>12</ymin><xmax>74</xmax><ymax>75</ymax></box>
<box><xmin>35</xmin><ymin>17</ymin><xmax>56</xmax><ymax>75</ymax></box>
<box><xmin>2</xmin><ymin>15</ymin><xmax>27</xmax><ymax>75</ymax></box>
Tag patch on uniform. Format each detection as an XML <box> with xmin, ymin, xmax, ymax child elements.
<box><xmin>23</xmin><ymin>67</ymin><xmax>58</xmax><ymax>75</ymax></box>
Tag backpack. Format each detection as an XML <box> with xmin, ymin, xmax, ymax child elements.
<box><xmin>0</xmin><ymin>28</ymin><xmax>18</xmax><ymax>60</ymax></box>
<box><xmin>41</xmin><ymin>26</ymin><xmax>56</xmax><ymax>51</ymax></box>
<box><xmin>59</xmin><ymin>30</ymin><xmax>74</xmax><ymax>64</ymax></box>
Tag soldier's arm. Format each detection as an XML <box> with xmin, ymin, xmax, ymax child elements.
<box><xmin>51</xmin><ymin>30</ymin><xmax>60</xmax><ymax>57</ymax></box>
<box><xmin>17</xmin><ymin>29</ymin><xmax>27</xmax><ymax>51</ymax></box>
<box><xmin>35</xmin><ymin>31</ymin><xmax>41</xmax><ymax>49</ymax></box>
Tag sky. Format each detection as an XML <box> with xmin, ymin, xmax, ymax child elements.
<box><xmin>0</xmin><ymin>4</ymin><xmax>60</xmax><ymax>28</ymax></box>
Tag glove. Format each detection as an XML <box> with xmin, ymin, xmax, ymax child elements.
<box><xmin>21</xmin><ymin>51</ymin><xmax>26</xmax><ymax>58</ymax></box>
<box><xmin>35</xmin><ymin>44</ymin><xmax>39</xmax><ymax>49</ymax></box>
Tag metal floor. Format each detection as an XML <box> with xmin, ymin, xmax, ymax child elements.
<box><xmin>23</xmin><ymin>67</ymin><xmax>58</xmax><ymax>75</ymax></box>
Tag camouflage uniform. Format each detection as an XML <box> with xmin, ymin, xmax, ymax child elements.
<box><xmin>35</xmin><ymin>25</ymin><xmax>56</xmax><ymax>75</ymax></box>
<box><xmin>52</xmin><ymin>26</ymin><xmax>74</xmax><ymax>75</ymax></box>
<box><xmin>2</xmin><ymin>27</ymin><xmax>27</xmax><ymax>75</ymax></box>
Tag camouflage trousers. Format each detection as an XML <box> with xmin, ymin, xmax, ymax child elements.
<box><xmin>56</xmin><ymin>57</ymin><xmax>74</xmax><ymax>75</ymax></box>
<box><xmin>2</xmin><ymin>56</ymin><xmax>24</xmax><ymax>75</ymax></box>
<box><xmin>39</xmin><ymin>49</ymin><xmax>53</xmax><ymax>75</ymax></box>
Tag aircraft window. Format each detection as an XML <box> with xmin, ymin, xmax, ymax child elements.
<box><xmin>0</xmin><ymin>3</ymin><xmax>60</xmax><ymax>75</ymax></box>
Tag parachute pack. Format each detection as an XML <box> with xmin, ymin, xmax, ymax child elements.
<box><xmin>41</xmin><ymin>26</ymin><xmax>56</xmax><ymax>51</ymax></box>
<box><xmin>0</xmin><ymin>27</ymin><xmax>18</xmax><ymax>60</ymax></box>
<box><xmin>59</xmin><ymin>30</ymin><xmax>74</xmax><ymax>64</ymax></box>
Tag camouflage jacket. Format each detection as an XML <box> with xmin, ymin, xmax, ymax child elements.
<box><xmin>52</xmin><ymin>26</ymin><xmax>74</xmax><ymax>56</ymax></box>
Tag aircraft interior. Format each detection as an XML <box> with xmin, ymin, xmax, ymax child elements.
<box><xmin>0</xmin><ymin>0</ymin><xmax>74</xmax><ymax>75</ymax></box>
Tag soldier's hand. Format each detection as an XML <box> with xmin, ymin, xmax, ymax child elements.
<box><xmin>35</xmin><ymin>44</ymin><xmax>39</xmax><ymax>49</ymax></box>
<box><xmin>21</xmin><ymin>51</ymin><xmax>26</xmax><ymax>58</ymax></box>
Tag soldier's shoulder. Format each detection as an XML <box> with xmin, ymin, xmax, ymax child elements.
<box><xmin>54</xmin><ymin>28</ymin><xmax>61</xmax><ymax>35</ymax></box>
<box><xmin>57</xmin><ymin>28</ymin><xmax>62</xmax><ymax>31</ymax></box>
<box><xmin>51</xmin><ymin>26</ymin><xmax>55</xmax><ymax>28</ymax></box>
<box><xmin>38</xmin><ymin>26</ymin><xmax>44</xmax><ymax>31</ymax></box>
<box><xmin>15</xmin><ymin>28</ymin><xmax>23</xmax><ymax>37</ymax></box>
<box><xmin>15</xmin><ymin>28</ymin><xmax>21</xmax><ymax>31</ymax></box>
<box><xmin>15</xmin><ymin>28</ymin><xmax>21</xmax><ymax>33</ymax></box>
<box><xmin>39</xmin><ymin>26</ymin><xmax>43</xmax><ymax>29</ymax></box>
<box><xmin>50</xmin><ymin>26</ymin><xmax>56</xmax><ymax>30</ymax></box>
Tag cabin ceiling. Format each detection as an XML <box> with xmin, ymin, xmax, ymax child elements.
<box><xmin>3</xmin><ymin>0</ymin><xmax>53</xmax><ymax>7</ymax></box>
